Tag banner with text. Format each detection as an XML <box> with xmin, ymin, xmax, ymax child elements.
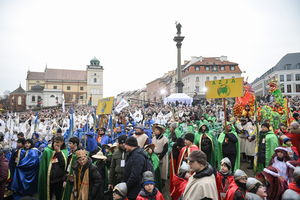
<box><xmin>96</xmin><ymin>97</ymin><xmax>114</xmax><ymax>115</ymax></box>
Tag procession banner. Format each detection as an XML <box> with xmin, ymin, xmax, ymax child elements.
<box><xmin>205</xmin><ymin>77</ymin><xmax>244</xmax><ymax>99</ymax></box>
<box><xmin>115</xmin><ymin>98</ymin><xmax>129</xmax><ymax>113</ymax></box>
<box><xmin>96</xmin><ymin>97</ymin><xmax>114</xmax><ymax>115</ymax></box>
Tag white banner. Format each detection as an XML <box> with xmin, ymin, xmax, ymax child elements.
<box><xmin>115</xmin><ymin>98</ymin><xmax>129</xmax><ymax>113</ymax></box>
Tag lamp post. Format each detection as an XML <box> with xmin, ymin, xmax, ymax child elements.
<box><xmin>174</xmin><ymin>22</ymin><xmax>185</xmax><ymax>93</ymax></box>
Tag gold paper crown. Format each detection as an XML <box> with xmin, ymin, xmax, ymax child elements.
<box><xmin>76</xmin><ymin>149</ymin><xmax>88</xmax><ymax>158</ymax></box>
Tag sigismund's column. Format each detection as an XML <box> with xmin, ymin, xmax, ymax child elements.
<box><xmin>173</xmin><ymin>22</ymin><xmax>185</xmax><ymax>93</ymax></box>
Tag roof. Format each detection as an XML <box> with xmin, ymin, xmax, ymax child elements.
<box><xmin>27</xmin><ymin>68</ymin><xmax>87</xmax><ymax>81</ymax></box>
<box><xmin>252</xmin><ymin>53</ymin><xmax>300</xmax><ymax>84</ymax></box>
<box><xmin>10</xmin><ymin>85</ymin><xmax>25</xmax><ymax>94</ymax></box>
<box><xmin>183</xmin><ymin>56</ymin><xmax>238</xmax><ymax>71</ymax></box>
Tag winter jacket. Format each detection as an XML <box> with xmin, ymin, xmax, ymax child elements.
<box><xmin>123</xmin><ymin>147</ymin><xmax>147</xmax><ymax>199</ymax></box>
<box><xmin>109</xmin><ymin>148</ymin><xmax>127</xmax><ymax>186</ymax></box>
<box><xmin>136</xmin><ymin>188</ymin><xmax>165</xmax><ymax>200</ymax></box>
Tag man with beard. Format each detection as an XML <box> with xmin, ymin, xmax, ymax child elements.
<box><xmin>225</xmin><ymin>169</ymin><xmax>248</xmax><ymax>200</ymax></box>
<box><xmin>108</xmin><ymin>135</ymin><xmax>127</xmax><ymax>189</ymax></box>
<box><xmin>133</xmin><ymin>126</ymin><xmax>149</xmax><ymax>148</ymax></box>
<box><xmin>71</xmin><ymin>149</ymin><xmax>103</xmax><ymax>200</ymax></box>
<box><xmin>282</xmin><ymin>166</ymin><xmax>300</xmax><ymax>200</ymax></box>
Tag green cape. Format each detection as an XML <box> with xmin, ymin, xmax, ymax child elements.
<box><xmin>38</xmin><ymin>146</ymin><xmax>68</xmax><ymax>200</ymax></box>
<box><xmin>62</xmin><ymin>152</ymin><xmax>77</xmax><ymax>200</ymax></box>
<box><xmin>147</xmin><ymin>152</ymin><xmax>162</xmax><ymax>191</ymax></box>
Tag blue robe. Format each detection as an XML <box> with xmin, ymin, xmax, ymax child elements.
<box><xmin>11</xmin><ymin>148</ymin><xmax>41</xmax><ymax>198</ymax></box>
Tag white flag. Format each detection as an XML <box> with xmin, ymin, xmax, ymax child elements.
<box><xmin>115</xmin><ymin>98</ymin><xmax>129</xmax><ymax>113</ymax></box>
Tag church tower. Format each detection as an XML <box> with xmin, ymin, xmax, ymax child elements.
<box><xmin>86</xmin><ymin>57</ymin><xmax>103</xmax><ymax>106</ymax></box>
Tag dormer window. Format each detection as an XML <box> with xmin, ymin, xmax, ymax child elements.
<box><xmin>230</xmin><ymin>66</ymin><xmax>235</xmax><ymax>71</ymax></box>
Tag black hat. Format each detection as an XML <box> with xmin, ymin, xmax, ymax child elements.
<box><xmin>118</xmin><ymin>135</ymin><xmax>127</xmax><ymax>144</ymax></box>
<box><xmin>125</xmin><ymin>136</ymin><xmax>138</xmax><ymax>147</ymax></box>
<box><xmin>184</xmin><ymin>133</ymin><xmax>194</xmax><ymax>143</ymax></box>
<box><xmin>57</xmin><ymin>128</ymin><xmax>62</xmax><ymax>134</ymax></box>
<box><xmin>293</xmin><ymin>112</ymin><xmax>300</xmax><ymax>119</ymax></box>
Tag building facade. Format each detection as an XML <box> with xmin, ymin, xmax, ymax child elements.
<box><xmin>252</xmin><ymin>53</ymin><xmax>300</xmax><ymax>96</ymax></box>
<box><xmin>181</xmin><ymin>56</ymin><xmax>242</xmax><ymax>97</ymax></box>
<box><xmin>26</xmin><ymin>57</ymin><xmax>103</xmax><ymax>107</ymax></box>
<box><xmin>9</xmin><ymin>85</ymin><xmax>26</xmax><ymax>112</ymax></box>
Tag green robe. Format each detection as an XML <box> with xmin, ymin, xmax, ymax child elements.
<box><xmin>198</xmin><ymin>131</ymin><xmax>218</xmax><ymax>168</ymax></box>
<box><xmin>217</xmin><ymin>130</ymin><xmax>240</xmax><ymax>172</ymax></box>
<box><xmin>256</xmin><ymin>131</ymin><xmax>279</xmax><ymax>173</ymax></box>
<box><xmin>38</xmin><ymin>146</ymin><xmax>68</xmax><ymax>200</ymax></box>
<box><xmin>62</xmin><ymin>153</ymin><xmax>77</xmax><ymax>200</ymax></box>
<box><xmin>147</xmin><ymin>152</ymin><xmax>162</xmax><ymax>191</ymax></box>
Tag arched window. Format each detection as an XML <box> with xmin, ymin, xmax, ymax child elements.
<box><xmin>18</xmin><ymin>96</ymin><xmax>22</xmax><ymax>105</ymax></box>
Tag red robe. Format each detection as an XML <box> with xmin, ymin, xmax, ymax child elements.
<box><xmin>288</xmin><ymin>182</ymin><xmax>300</xmax><ymax>194</ymax></box>
<box><xmin>224</xmin><ymin>182</ymin><xmax>245</xmax><ymax>200</ymax></box>
<box><xmin>215</xmin><ymin>172</ymin><xmax>234</xmax><ymax>200</ymax></box>
<box><xmin>176</xmin><ymin>145</ymin><xmax>199</xmax><ymax>174</ymax></box>
<box><xmin>170</xmin><ymin>175</ymin><xmax>188</xmax><ymax>200</ymax></box>
<box><xmin>285</xmin><ymin>132</ymin><xmax>300</xmax><ymax>158</ymax></box>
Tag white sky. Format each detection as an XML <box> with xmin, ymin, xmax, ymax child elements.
<box><xmin>0</xmin><ymin>0</ymin><xmax>299</xmax><ymax>97</ymax></box>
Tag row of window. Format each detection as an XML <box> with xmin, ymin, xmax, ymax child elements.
<box><xmin>280</xmin><ymin>74</ymin><xmax>300</xmax><ymax>82</ymax></box>
<box><xmin>281</xmin><ymin>84</ymin><xmax>300</xmax><ymax>93</ymax></box>
<box><xmin>52</xmin><ymin>86</ymin><xmax>85</xmax><ymax>90</ymax></box>
<box><xmin>284</xmin><ymin>63</ymin><xmax>300</xmax><ymax>70</ymax></box>
<box><xmin>192</xmin><ymin>65</ymin><xmax>236</xmax><ymax>72</ymax></box>
<box><xmin>185</xmin><ymin>76</ymin><xmax>236</xmax><ymax>83</ymax></box>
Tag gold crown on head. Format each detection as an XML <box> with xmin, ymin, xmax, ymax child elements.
<box><xmin>76</xmin><ymin>149</ymin><xmax>88</xmax><ymax>158</ymax></box>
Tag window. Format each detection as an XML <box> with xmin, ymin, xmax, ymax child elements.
<box><xmin>287</xmin><ymin>74</ymin><xmax>292</xmax><ymax>81</ymax></box>
<box><xmin>53</xmin><ymin>86</ymin><xmax>57</xmax><ymax>89</ymax></box>
<box><xmin>195</xmin><ymin>66</ymin><xmax>200</xmax><ymax>71</ymax></box>
<box><xmin>195</xmin><ymin>86</ymin><xmax>199</xmax><ymax>93</ymax></box>
<box><xmin>67</xmin><ymin>86</ymin><xmax>71</xmax><ymax>90</ymax></box>
<box><xmin>230</xmin><ymin>66</ymin><xmax>235</xmax><ymax>71</ymax></box>
<box><xmin>212</xmin><ymin>66</ymin><xmax>218</xmax><ymax>72</ymax></box>
<box><xmin>280</xmin><ymin>75</ymin><xmax>284</xmax><ymax>82</ymax></box>
<box><xmin>281</xmin><ymin>84</ymin><xmax>285</xmax><ymax>93</ymax></box>
<box><xmin>296</xmin><ymin>84</ymin><xmax>300</xmax><ymax>92</ymax></box>
<box><xmin>220</xmin><ymin>66</ymin><xmax>225</xmax><ymax>71</ymax></box>
<box><xmin>80</xmin><ymin>86</ymin><xmax>84</xmax><ymax>91</ymax></box>
<box><xmin>205</xmin><ymin>66</ymin><xmax>210</xmax><ymax>71</ymax></box>
<box><xmin>80</xmin><ymin>96</ymin><xmax>84</xmax><ymax>99</ymax></box>
<box><xmin>214</xmin><ymin>76</ymin><xmax>217</xmax><ymax>80</ymax></box>
<box><xmin>221</xmin><ymin>76</ymin><xmax>224</xmax><ymax>79</ymax></box>
<box><xmin>232</xmin><ymin>76</ymin><xmax>235</xmax><ymax>79</ymax></box>
<box><xmin>206</xmin><ymin>77</ymin><xmax>210</xmax><ymax>81</ymax></box>
<box><xmin>196</xmin><ymin>77</ymin><xmax>199</xmax><ymax>82</ymax></box>
<box><xmin>296</xmin><ymin>74</ymin><xmax>300</xmax><ymax>81</ymax></box>
<box><xmin>94</xmin><ymin>73</ymin><xmax>97</xmax><ymax>76</ymax></box>
<box><xmin>296</xmin><ymin>63</ymin><xmax>300</xmax><ymax>69</ymax></box>
<box><xmin>285</xmin><ymin>64</ymin><xmax>292</xmax><ymax>70</ymax></box>
<box><xmin>32</xmin><ymin>96</ymin><xmax>35</xmax><ymax>102</ymax></box>
<box><xmin>94</xmin><ymin>78</ymin><xmax>97</xmax><ymax>83</ymax></box>
<box><xmin>17</xmin><ymin>96</ymin><xmax>22</xmax><ymax>105</ymax></box>
<box><xmin>287</xmin><ymin>84</ymin><xmax>292</xmax><ymax>93</ymax></box>
<box><xmin>50</xmin><ymin>95</ymin><xmax>55</xmax><ymax>98</ymax></box>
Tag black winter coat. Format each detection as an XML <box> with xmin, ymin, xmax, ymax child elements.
<box><xmin>123</xmin><ymin>147</ymin><xmax>147</xmax><ymax>199</ymax></box>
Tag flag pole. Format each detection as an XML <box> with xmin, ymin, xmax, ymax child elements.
<box><xmin>223</xmin><ymin>98</ymin><xmax>228</xmax><ymax>133</ymax></box>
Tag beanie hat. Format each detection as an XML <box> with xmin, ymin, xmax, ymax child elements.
<box><xmin>113</xmin><ymin>182</ymin><xmax>127</xmax><ymax>197</ymax></box>
<box><xmin>221</xmin><ymin>157</ymin><xmax>232</xmax><ymax>170</ymax></box>
<box><xmin>246</xmin><ymin>177</ymin><xmax>263</xmax><ymax>193</ymax></box>
<box><xmin>142</xmin><ymin>171</ymin><xmax>155</xmax><ymax>186</ymax></box>
<box><xmin>184</xmin><ymin>133</ymin><xmax>194</xmax><ymax>143</ymax></box>
<box><xmin>234</xmin><ymin>169</ymin><xmax>248</xmax><ymax>181</ymax></box>
<box><xmin>125</xmin><ymin>136</ymin><xmax>138</xmax><ymax>147</ymax></box>
<box><xmin>117</xmin><ymin>135</ymin><xmax>127</xmax><ymax>144</ymax></box>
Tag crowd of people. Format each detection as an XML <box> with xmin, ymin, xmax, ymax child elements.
<box><xmin>0</xmin><ymin>96</ymin><xmax>300</xmax><ymax>200</ymax></box>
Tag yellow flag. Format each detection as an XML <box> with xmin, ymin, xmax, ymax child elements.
<box><xmin>96</xmin><ymin>97</ymin><xmax>114</xmax><ymax>115</ymax></box>
<box><xmin>205</xmin><ymin>77</ymin><xmax>243</xmax><ymax>99</ymax></box>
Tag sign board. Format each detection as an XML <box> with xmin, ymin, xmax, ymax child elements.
<box><xmin>205</xmin><ymin>77</ymin><xmax>243</xmax><ymax>99</ymax></box>
<box><xmin>96</xmin><ymin>97</ymin><xmax>114</xmax><ymax>115</ymax></box>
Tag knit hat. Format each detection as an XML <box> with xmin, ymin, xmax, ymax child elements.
<box><xmin>221</xmin><ymin>157</ymin><xmax>232</xmax><ymax>170</ymax></box>
<box><xmin>117</xmin><ymin>135</ymin><xmax>127</xmax><ymax>144</ymax></box>
<box><xmin>125</xmin><ymin>136</ymin><xmax>138</xmax><ymax>147</ymax></box>
<box><xmin>282</xmin><ymin>137</ymin><xmax>291</xmax><ymax>144</ymax></box>
<box><xmin>113</xmin><ymin>182</ymin><xmax>127</xmax><ymax>197</ymax></box>
<box><xmin>246</xmin><ymin>177</ymin><xmax>263</xmax><ymax>193</ymax></box>
<box><xmin>234</xmin><ymin>169</ymin><xmax>248</xmax><ymax>181</ymax></box>
<box><xmin>184</xmin><ymin>133</ymin><xmax>194</xmax><ymax>143</ymax></box>
<box><xmin>142</xmin><ymin>171</ymin><xmax>155</xmax><ymax>186</ymax></box>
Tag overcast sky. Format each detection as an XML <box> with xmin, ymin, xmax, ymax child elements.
<box><xmin>0</xmin><ymin>0</ymin><xmax>299</xmax><ymax>97</ymax></box>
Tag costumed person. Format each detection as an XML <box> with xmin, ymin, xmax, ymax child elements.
<box><xmin>282</xmin><ymin>166</ymin><xmax>300</xmax><ymax>200</ymax></box>
<box><xmin>108</xmin><ymin>135</ymin><xmax>127</xmax><ymax>189</ymax></box>
<box><xmin>245</xmin><ymin>178</ymin><xmax>267</xmax><ymax>200</ymax></box>
<box><xmin>38</xmin><ymin>136</ymin><xmax>68</xmax><ymax>200</ymax></box>
<box><xmin>177</xmin><ymin>133</ymin><xmax>199</xmax><ymax>174</ymax></box>
<box><xmin>63</xmin><ymin>137</ymin><xmax>81</xmax><ymax>200</ymax></box>
<box><xmin>71</xmin><ymin>149</ymin><xmax>103</xmax><ymax>200</ymax></box>
<box><xmin>275</xmin><ymin>123</ymin><xmax>288</xmax><ymax>138</ymax></box>
<box><xmin>256</xmin><ymin>123</ymin><xmax>279</xmax><ymax>173</ymax></box>
<box><xmin>218</xmin><ymin>123</ymin><xmax>240</xmax><ymax>172</ymax></box>
<box><xmin>242</xmin><ymin>118</ymin><xmax>256</xmax><ymax>169</ymax></box>
<box><xmin>11</xmin><ymin>139</ymin><xmax>40</xmax><ymax>199</ymax></box>
<box><xmin>293</xmin><ymin>112</ymin><xmax>300</xmax><ymax>123</ymax></box>
<box><xmin>225</xmin><ymin>169</ymin><xmax>248</xmax><ymax>200</ymax></box>
<box><xmin>256</xmin><ymin>166</ymin><xmax>287</xmax><ymax>200</ymax></box>
<box><xmin>182</xmin><ymin>150</ymin><xmax>218</xmax><ymax>200</ymax></box>
<box><xmin>144</xmin><ymin>144</ymin><xmax>162</xmax><ymax>191</ymax></box>
<box><xmin>286</xmin><ymin>122</ymin><xmax>300</xmax><ymax>157</ymax></box>
<box><xmin>196</xmin><ymin>121</ymin><xmax>217</xmax><ymax>168</ymax></box>
<box><xmin>9</xmin><ymin>138</ymin><xmax>25</xmax><ymax>186</ymax></box>
<box><xmin>269</xmin><ymin>147</ymin><xmax>290</xmax><ymax>181</ymax></box>
<box><xmin>123</xmin><ymin>136</ymin><xmax>149</xmax><ymax>200</ymax></box>
<box><xmin>136</xmin><ymin>171</ymin><xmax>165</xmax><ymax>200</ymax></box>
<box><xmin>216</xmin><ymin>157</ymin><xmax>234</xmax><ymax>200</ymax></box>
<box><xmin>113</xmin><ymin>182</ymin><xmax>128</xmax><ymax>200</ymax></box>
<box><xmin>133</xmin><ymin>126</ymin><xmax>149</xmax><ymax>148</ymax></box>
<box><xmin>170</xmin><ymin>161</ymin><xmax>191</xmax><ymax>200</ymax></box>
<box><xmin>96</xmin><ymin>128</ymin><xmax>112</xmax><ymax>147</ymax></box>
<box><xmin>281</xmin><ymin>137</ymin><xmax>299</xmax><ymax>161</ymax></box>
<box><xmin>92</xmin><ymin>150</ymin><xmax>107</xmax><ymax>192</ymax></box>
<box><xmin>0</xmin><ymin>148</ymin><xmax>9</xmax><ymax>200</ymax></box>
<box><xmin>152</xmin><ymin>124</ymin><xmax>168</xmax><ymax>188</ymax></box>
